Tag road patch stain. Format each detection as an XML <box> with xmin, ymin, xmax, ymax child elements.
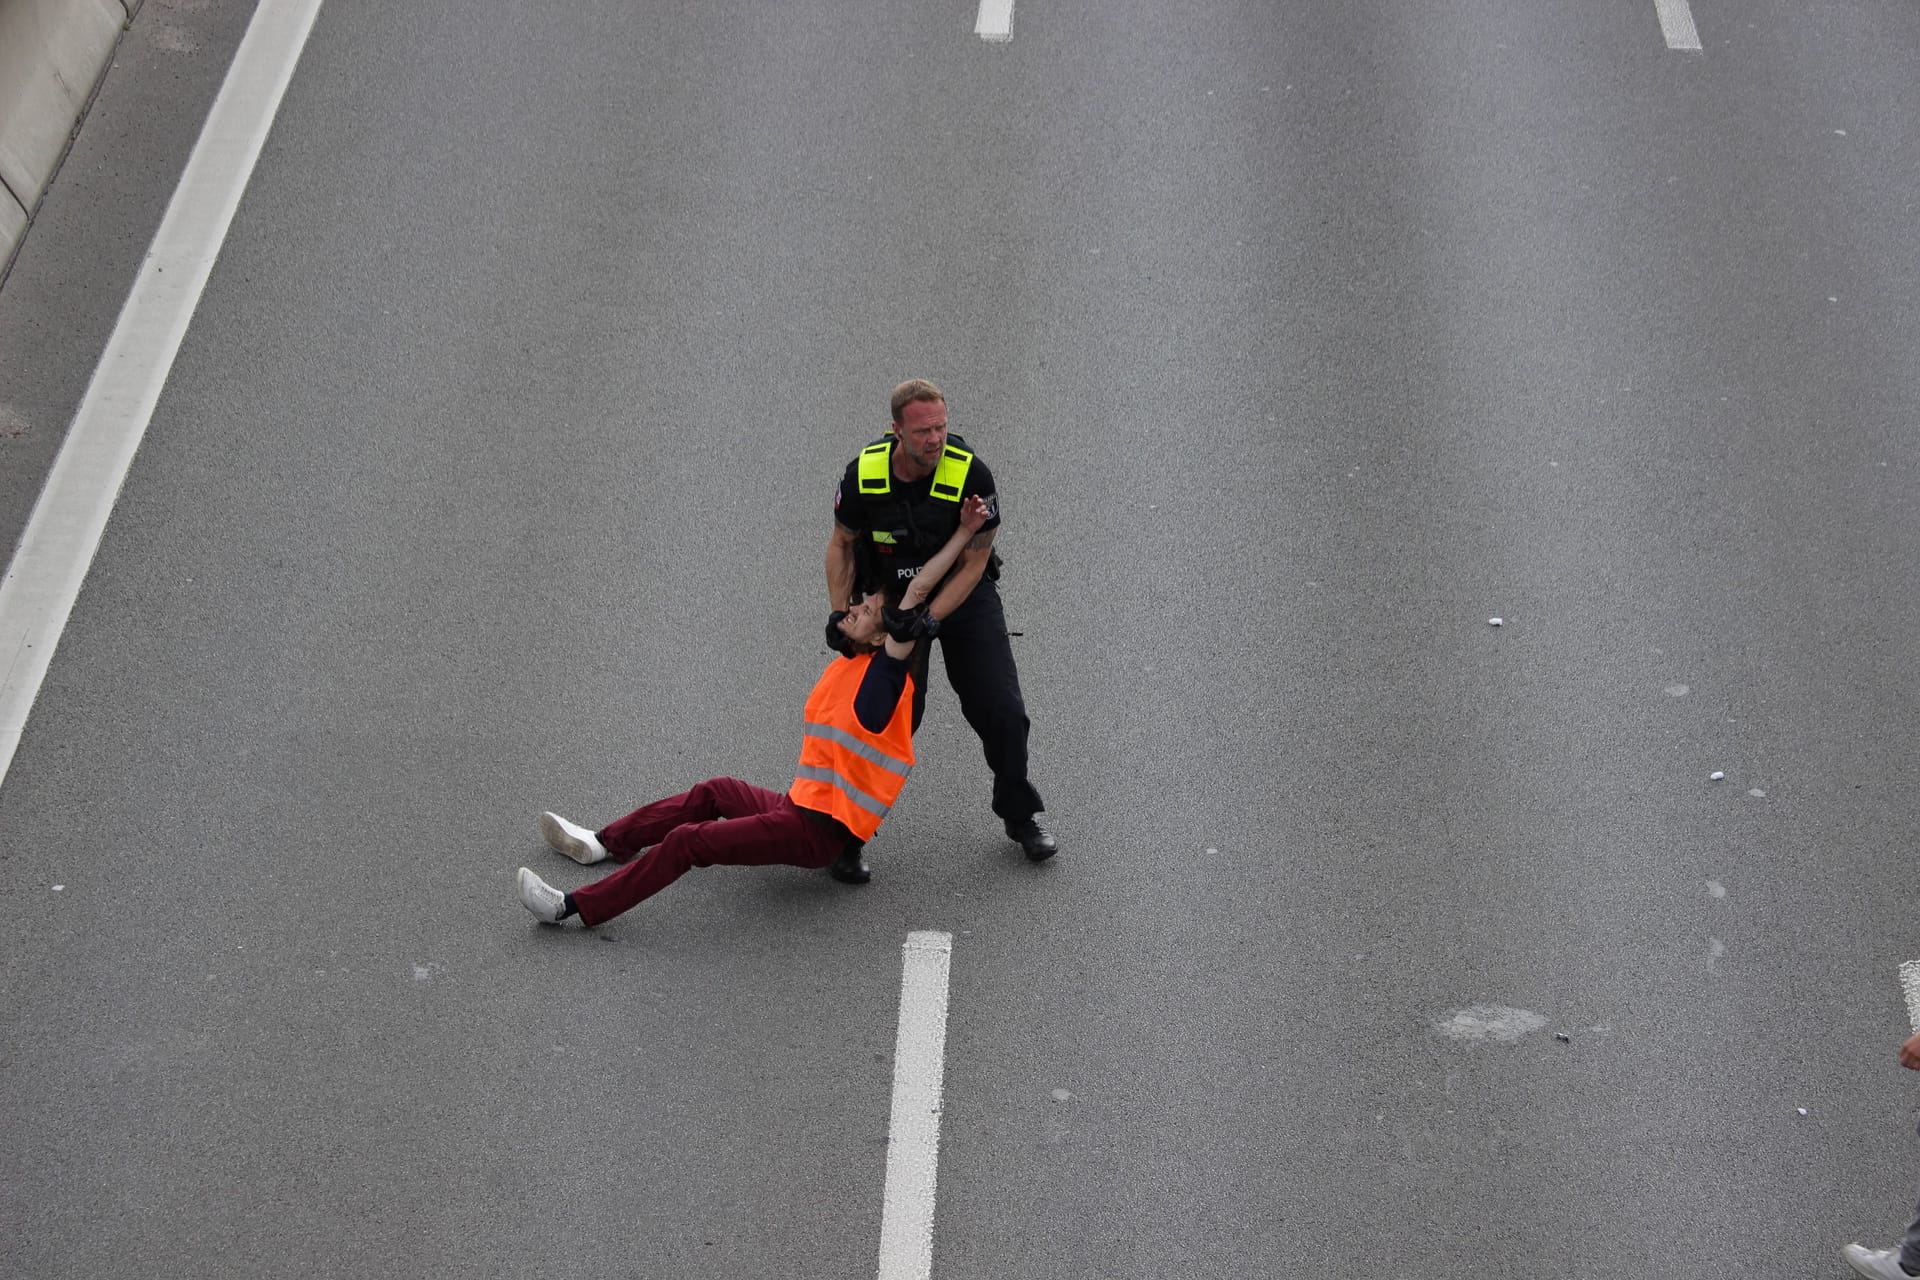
<box><xmin>1433</xmin><ymin>1006</ymin><xmax>1547</xmax><ymax>1044</ymax></box>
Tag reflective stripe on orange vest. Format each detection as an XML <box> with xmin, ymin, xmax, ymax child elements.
<box><xmin>788</xmin><ymin>653</ymin><xmax>915</xmax><ymax>842</ymax></box>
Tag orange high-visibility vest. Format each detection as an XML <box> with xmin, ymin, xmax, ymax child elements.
<box><xmin>789</xmin><ymin>653</ymin><xmax>915</xmax><ymax>841</ymax></box>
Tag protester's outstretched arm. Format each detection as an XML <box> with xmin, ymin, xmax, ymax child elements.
<box><xmin>902</xmin><ymin>496</ymin><xmax>991</xmax><ymax>611</ymax></box>
<box><xmin>881</xmin><ymin>497</ymin><xmax>991</xmax><ymax>659</ymax></box>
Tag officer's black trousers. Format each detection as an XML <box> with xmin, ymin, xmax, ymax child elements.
<box><xmin>908</xmin><ymin>578</ymin><xmax>1044</xmax><ymax>824</ymax></box>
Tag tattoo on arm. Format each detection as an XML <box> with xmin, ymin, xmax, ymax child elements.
<box><xmin>968</xmin><ymin>531</ymin><xmax>993</xmax><ymax>550</ymax></box>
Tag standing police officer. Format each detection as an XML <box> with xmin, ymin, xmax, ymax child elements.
<box><xmin>823</xmin><ymin>378</ymin><xmax>1055</xmax><ymax>881</ymax></box>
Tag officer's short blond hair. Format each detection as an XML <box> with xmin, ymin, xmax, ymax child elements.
<box><xmin>890</xmin><ymin>379</ymin><xmax>946</xmax><ymax>423</ymax></box>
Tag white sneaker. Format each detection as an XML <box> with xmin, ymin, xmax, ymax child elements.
<box><xmin>540</xmin><ymin>811</ymin><xmax>608</xmax><ymax>865</ymax></box>
<box><xmin>1843</xmin><ymin>1244</ymin><xmax>1918</xmax><ymax>1279</ymax></box>
<box><xmin>517</xmin><ymin>867</ymin><xmax>566</xmax><ymax>924</ymax></box>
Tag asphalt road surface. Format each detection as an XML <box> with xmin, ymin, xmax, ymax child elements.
<box><xmin>3</xmin><ymin>2</ymin><xmax>1919</xmax><ymax>1277</ymax></box>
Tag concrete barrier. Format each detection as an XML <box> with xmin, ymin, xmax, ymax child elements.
<box><xmin>0</xmin><ymin>0</ymin><xmax>144</xmax><ymax>280</ymax></box>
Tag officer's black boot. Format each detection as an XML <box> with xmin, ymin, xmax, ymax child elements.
<box><xmin>828</xmin><ymin>844</ymin><xmax>871</xmax><ymax>884</ymax></box>
<box><xmin>1005</xmin><ymin>818</ymin><xmax>1057</xmax><ymax>862</ymax></box>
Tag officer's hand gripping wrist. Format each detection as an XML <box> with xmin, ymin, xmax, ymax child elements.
<box><xmin>882</xmin><ymin>604</ymin><xmax>919</xmax><ymax>643</ymax></box>
<box><xmin>884</xmin><ymin>604</ymin><xmax>939</xmax><ymax>643</ymax></box>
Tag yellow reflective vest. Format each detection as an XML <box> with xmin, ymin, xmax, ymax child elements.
<box><xmin>858</xmin><ymin>436</ymin><xmax>975</xmax><ymax>504</ymax></box>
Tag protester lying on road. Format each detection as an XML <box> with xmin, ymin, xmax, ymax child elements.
<box><xmin>516</xmin><ymin>494</ymin><xmax>993</xmax><ymax>929</ymax></box>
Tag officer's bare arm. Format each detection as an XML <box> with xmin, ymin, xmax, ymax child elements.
<box><xmin>827</xmin><ymin>522</ymin><xmax>861</xmax><ymax>613</ymax></box>
<box><xmin>923</xmin><ymin>527</ymin><xmax>995</xmax><ymax>622</ymax></box>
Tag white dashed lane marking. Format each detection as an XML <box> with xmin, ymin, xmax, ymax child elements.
<box><xmin>1900</xmin><ymin>961</ymin><xmax>1920</xmax><ymax>1034</ymax></box>
<box><xmin>878</xmin><ymin>931</ymin><xmax>954</xmax><ymax>1280</ymax></box>
<box><xmin>1656</xmin><ymin>0</ymin><xmax>1702</xmax><ymax>51</ymax></box>
<box><xmin>975</xmin><ymin>0</ymin><xmax>1014</xmax><ymax>42</ymax></box>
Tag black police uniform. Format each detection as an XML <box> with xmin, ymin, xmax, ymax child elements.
<box><xmin>832</xmin><ymin>433</ymin><xmax>1046</xmax><ymax>831</ymax></box>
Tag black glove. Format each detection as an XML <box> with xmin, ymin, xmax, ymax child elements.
<box><xmin>883</xmin><ymin>604</ymin><xmax>940</xmax><ymax>643</ymax></box>
<box><xmin>826</xmin><ymin>610</ymin><xmax>855</xmax><ymax>657</ymax></box>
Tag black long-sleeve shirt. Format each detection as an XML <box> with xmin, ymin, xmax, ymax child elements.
<box><xmin>852</xmin><ymin>649</ymin><xmax>912</xmax><ymax>734</ymax></box>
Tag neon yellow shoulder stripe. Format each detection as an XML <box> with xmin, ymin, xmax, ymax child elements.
<box><xmin>858</xmin><ymin>441</ymin><xmax>892</xmax><ymax>494</ymax></box>
<box><xmin>929</xmin><ymin>444</ymin><xmax>973</xmax><ymax>503</ymax></box>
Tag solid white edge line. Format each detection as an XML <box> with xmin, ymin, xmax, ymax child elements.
<box><xmin>1900</xmin><ymin>961</ymin><xmax>1920</xmax><ymax>1035</ymax></box>
<box><xmin>1655</xmin><ymin>0</ymin><xmax>1702</xmax><ymax>51</ymax></box>
<box><xmin>877</xmin><ymin>930</ymin><xmax>954</xmax><ymax>1280</ymax></box>
<box><xmin>975</xmin><ymin>0</ymin><xmax>1014</xmax><ymax>43</ymax></box>
<box><xmin>0</xmin><ymin>0</ymin><xmax>325</xmax><ymax>789</ymax></box>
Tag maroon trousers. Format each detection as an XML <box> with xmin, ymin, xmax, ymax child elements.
<box><xmin>568</xmin><ymin>777</ymin><xmax>851</xmax><ymax>927</ymax></box>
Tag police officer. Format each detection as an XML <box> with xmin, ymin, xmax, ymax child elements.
<box><xmin>823</xmin><ymin>378</ymin><xmax>1055</xmax><ymax>882</ymax></box>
